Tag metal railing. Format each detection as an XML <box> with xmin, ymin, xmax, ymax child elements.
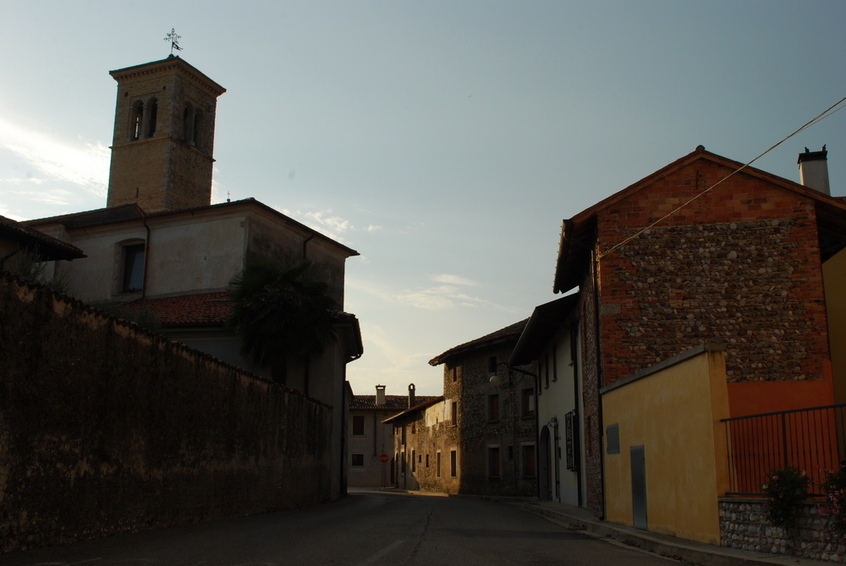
<box><xmin>722</xmin><ymin>404</ymin><xmax>846</xmax><ymax>496</ymax></box>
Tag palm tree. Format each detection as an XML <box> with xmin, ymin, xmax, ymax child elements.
<box><xmin>227</xmin><ymin>258</ymin><xmax>338</xmax><ymax>388</ymax></box>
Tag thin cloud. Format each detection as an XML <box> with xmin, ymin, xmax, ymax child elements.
<box><xmin>430</xmin><ymin>274</ymin><xmax>479</xmax><ymax>287</ymax></box>
<box><xmin>0</xmin><ymin>118</ymin><xmax>108</xmax><ymax>196</ymax></box>
<box><xmin>396</xmin><ymin>284</ymin><xmax>489</xmax><ymax>311</ymax></box>
<box><xmin>279</xmin><ymin>207</ymin><xmax>381</xmax><ymax>243</ymax></box>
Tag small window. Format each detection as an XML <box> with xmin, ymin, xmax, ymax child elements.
<box><xmin>488</xmin><ymin>446</ymin><xmax>500</xmax><ymax>478</ymax></box>
<box><xmin>352</xmin><ymin>415</ymin><xmax>365</xmax><ymax>436</ymax></box>
<box><xmin>351</xmin><ymin>454</ymin><xmax>364</xmax><ymax>467</ymax></box>
<box><xmin>607</xmin><ymin>424</ymin><xmax>621</xmax><ymax>455</ymax></box>
<box><xmin>412</xmin><ymin>450</ymin><xmax>416</xmax><ymax>472</ymax></box>
<box><xmin>450</xmin><ymin>450</ymin><xmax>457</xmax><ymax>477</ymax></box>
<box><xmin>425</xmin><ymin>454</ymin><xmax>430</xmax><ymax>468</ymax></box>
<box><xmin>522</xmin><ymin>444</ymin><xmax>536</xmax><ymax>477</ymax></box>
<box><xmin>411</xmin><ymin>421</ymin><xmax>416</xmax><ymax>434</ymax></box>
<box><xmin>521</xmin><ymin>388</ymin><xmax>535</xmax><ymax>418</ymax></box>
<box><xmin>122</xmin><ymin>243</ymin><xmax>145</xmax><ymax>293</ymax></box>
<box><xmin>451</xmin><ymin>400</ymin><xmax>458</xmax><ymax>425</ymax></box>
<box><xmin>488</xmin><ymin>393</ymin><xmax>500</xmax><ymax>422</ymax></box>
<box><xmin>552</xmin><ymin>345</ymin><xmax>558</xmax><ymax>382</ymax></box>
<box><xmin>436</xmin><ymin>452</ymin><xmax>442</xmax><ymax>478</ymax></box>
<box><xmin>451</xmin><ymin>366</ymin><xmax>458</xmax><ymax>382</ymax></box>
<box><xmin>488</xmin><ymin>356</ymin><xmax>497</xmax><ymax>373</ymax></box>
<box><xmin>544</xmin><ymin>353</ymin><xmax>550</xmax><ymax>389</ymax></box>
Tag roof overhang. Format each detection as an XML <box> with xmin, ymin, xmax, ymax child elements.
<box><xmin>333</xmin><ymin>313</ymin><xmax>364</xmax><ymax>363</ymax></box>
<box><xmin>0</xmin><ymin>214</ymin><xmax>86</xmax><ymax>262</ymax></box>
<box><xmin>382</xmin><ymin>396</ymin><xmax>445</xmax><ymax>424</ymax></box>
<box><xmin>509</xmin><ymin>293</ymin><xmax>580</xmax><ymax>366</ymax></box>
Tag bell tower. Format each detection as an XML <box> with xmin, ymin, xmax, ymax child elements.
<box><xmin>106</xmin><ymin>56</ymin><xmax>226</xmax><ymax>212</ymax></box>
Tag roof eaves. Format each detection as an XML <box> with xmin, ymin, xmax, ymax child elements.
<box><xmin>509</xmin><ymin>293</ymin><xmax>580</xmax><ymax>366</ymax></box>
<box><xmin>382</xmin><ymin>396</ymin><xmax>444</xmax><ymax>423</ymax></box>
<box><xmin>428</xmin><ymin>320</ymin><xmax>528</xmax><ymax>366</ymax></box>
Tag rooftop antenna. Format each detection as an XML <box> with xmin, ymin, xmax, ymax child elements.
<box><xmin>164</xmin><ymin>28</ymin><xmax>183</xmax><ymax>56</ymax></box>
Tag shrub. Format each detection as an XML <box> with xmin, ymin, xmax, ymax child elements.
<box><xmin>819</xmin><ymin>463</ymin><xmax>846</xmax><ymax>537</ymax></box>
<box><xmin>761</xmin><ymin>466</ymin><xmax>809</xmax><ymax>530</ymax></box>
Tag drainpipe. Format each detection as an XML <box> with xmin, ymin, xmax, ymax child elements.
<box><xmin>302</xmin><ymin>235</ymin><xmax>314</xmax><ymax>261</ymax></box>
<box><xmin>592</xmin><ymin>247</ymin><xmax>606</xmax><ymax>521</ymax></box>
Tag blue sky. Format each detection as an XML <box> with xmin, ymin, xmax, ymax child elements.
<box><xmin>2</xmin><ymin>1</ymin><xmax>845</xmax><ymax>396</ymax></box>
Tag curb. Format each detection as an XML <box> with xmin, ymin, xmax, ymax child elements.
<box><xmin>521</xmin><ymin>503</ymin><xmax>824</xmax><ymax>566</ymax></box>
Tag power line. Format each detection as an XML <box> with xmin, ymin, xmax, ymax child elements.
<box><xmin>597</xmin><ymin>94</ymin><xmax>846</xmax><ymax>260</ymax></box>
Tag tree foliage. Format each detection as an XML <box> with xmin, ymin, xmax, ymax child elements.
<box><xmin>2</xmin><ymin>247</ymin><xmax>69</xmax><ymax>294</ymax></box>
<box><xmin>227</xmin><ymin>259</ymin><xmax>338</xmax><ymax>383</ymax></box>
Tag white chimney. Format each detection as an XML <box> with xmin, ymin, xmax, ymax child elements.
<box><xmin>408</xmin><ymin>383</ymin><xmax>416</xmax><ymax>408</ymax></box>
<box><xmin>798</xmin><ymin>146</ymin><xmax>830</xmax><ymax>195</ymax></box>
<box><xmin>375</xmin><ymin>384</ymin><xmax>386</xmax><ymax>406</ymax></box>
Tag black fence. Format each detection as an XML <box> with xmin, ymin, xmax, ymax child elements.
<box><xmin>722</xmin><ymin>404</ymin><xmax>846</xmax><ymax>496</ymax></box>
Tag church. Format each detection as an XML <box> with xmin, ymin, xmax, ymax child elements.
<box><xmin>25</xmin><ymin>55</ymin><xmax>363</xmax><ymax>498</ymax></box>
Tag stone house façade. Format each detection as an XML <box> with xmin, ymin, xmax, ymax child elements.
<box><xmin>348</xmin><ymin>385</ymin><xmax>440</xmax><ymax>487</ymax></box>
<box><xmin>387</xmin><ymin>321</ymin><xmax>538</xmax><ymax>496</ymax></box>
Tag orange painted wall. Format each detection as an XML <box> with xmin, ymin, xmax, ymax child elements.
<box><xmin>727</xmin><ymin>369</ymin><xmax>834</xmax><ymax>418</ymax></box>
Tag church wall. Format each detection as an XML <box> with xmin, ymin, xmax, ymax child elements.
<box><xmin>244</xmin><ymin>213</ymin><xmax>348</xmax><ymax>306</ymax></box>
<box><xmin>0</xmin><ymin>273</ymin><xmax>333</xmax><ymax>553</ymax></box>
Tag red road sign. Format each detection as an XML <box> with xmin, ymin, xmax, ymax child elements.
<box><xmin>379</xmin><ymin>454</ymin><xmax>389</xmax><ymax>463</ymax></box>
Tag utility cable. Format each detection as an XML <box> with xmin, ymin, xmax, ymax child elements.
<box><xmin>597</xmin><ymin>94</ymin><xmax>846</xmax><ymax>260</ymax></box>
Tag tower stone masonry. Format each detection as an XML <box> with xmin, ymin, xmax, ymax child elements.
<box><xmin>106</xmin><ymin>56</ymin><xmax>226</xmax><ymax>212</ymax></box>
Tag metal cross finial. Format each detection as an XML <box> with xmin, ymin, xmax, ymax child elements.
<box><xmin>164</xmin><ymin>28</ymin><xmax>183</xmax><ymax>55</ymax></box>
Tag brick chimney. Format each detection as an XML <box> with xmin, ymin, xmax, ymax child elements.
<box><xmin>798</xmin><ymin>146</ymin><xmax>830</xmax><ymax>195</ymax></box>
<box><xmin>408</xmin><ymin>383</ymin><xmax>416</xmax><ymax>408</ymax></box>
<box><xmin>375</xmin><ymin>385</ymin><xmax>386</xmax><ymax>406</ymax></box>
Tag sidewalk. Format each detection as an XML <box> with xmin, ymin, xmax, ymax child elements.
<box><xmin>519</xmin><ymin>501</ymin><xmax>825</xmax><ymax>566</ymax></box>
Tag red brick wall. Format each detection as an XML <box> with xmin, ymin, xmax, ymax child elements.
<box><xmin>595</xmin><ymin>160</ymin><xmax>831</xmax><ymax>394</ymax></box>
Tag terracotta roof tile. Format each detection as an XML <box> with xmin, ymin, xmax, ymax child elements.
<box><xmin>350</xmin><ymin>395</ymin><xmax>441</xmax><ymax>411</ymax></box>
<box><xmin>123</xmin><ymin>292</ymin><xmax>232</xmax><ymax>327</ymax></box>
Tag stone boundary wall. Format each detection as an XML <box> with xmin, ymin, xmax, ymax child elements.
<box><xmin>720</xmin><ymin>498</ymin><xmax>846</xmax><ymax>562</ymax></box>
<box><xmin>0</xmin><ymin>273</ymin><xmax>332</xmax><ymax>553</ymax></box>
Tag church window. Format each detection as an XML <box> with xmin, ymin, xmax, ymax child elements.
<box><xmin>130</xmin><ymin>100</ymin><xmax>144</xmax><ymax>141</ymax></box>
<box><xmin>121</xmin><ymin>243</ymin><xmax>145</xmax><ymax>293</ymax></box>
<box><xmin>183</xmin><ymin>103</ymin><xmax>196</xmax><ymax>144</ymax></box>
<box><xmin>193</xmin><ymin>110</ymin><xmax>204</xmax><ymax>149</ymax></box>
<box><xmin>145</xmin><ymin>97</ymin><xmax>158</xmax><ymax>138</ymax></box>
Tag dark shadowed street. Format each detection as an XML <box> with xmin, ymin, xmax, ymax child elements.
<box><xmin>1</xmin><ymin>490</ymin><xmax>687</xmax><ymax>566</ymax></box>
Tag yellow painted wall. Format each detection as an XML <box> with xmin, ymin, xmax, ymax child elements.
<box><xmin>602</xmin><ymin>347</ymin><xmax>729</xmax><ymax>545</ymax></box>
<box><xmin>823</xmin><ymin>247</ymin><xmax>846</xmax><ymax>406</ymax></box>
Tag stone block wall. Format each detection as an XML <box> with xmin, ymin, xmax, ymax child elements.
<box><xmin>445</xmin><ymin>347</ymin><xmax>537</xmax><ymax>497</ymax></box>
<box><xmin>720</xmin><ymin>498</ymin><xmax>845</xmax><ymax>563</ymax></box>
<box><xmin>0</xmin><ymin>273</ymin><xmax>333</xmax><ymax>553</ymax></box>
<box><xmin>596</xmin><ymin>161</ymin><xmax>829</xmax><ymax>386</ymax></box>
<box><xmin>579</xmin><ymin>266</ymin><xmax>605</xmax><ymax>517</ymax></box>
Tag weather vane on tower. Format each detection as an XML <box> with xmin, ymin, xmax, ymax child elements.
<box><xmin>164</xmin><ymin>28</ymin><xmax>183</xmax><ymax>55</ymax></box>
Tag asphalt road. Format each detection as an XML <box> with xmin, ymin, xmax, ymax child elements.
<box><xmin>1</xmin><ymin>490</ymin><xmax>687</xmax><ymax>566</ymax></box>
